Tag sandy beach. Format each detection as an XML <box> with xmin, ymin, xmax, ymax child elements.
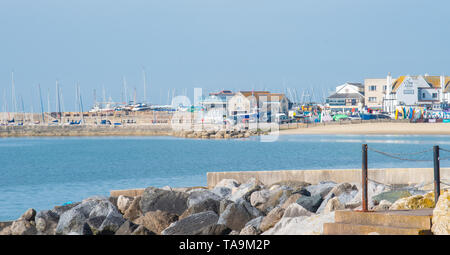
<box><xmin>279</xmin><ymin>122</ymin><xmax>450</xmax><ymax>136</ymax></box>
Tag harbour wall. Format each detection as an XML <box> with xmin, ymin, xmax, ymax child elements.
<box><xmin>110</xmin><ymin>168</ymin><xmax>449</xmax><ymax>197</ymax></box>
<box><xmin>206</xmin><ymin>168</ymin><xmax>450</xmax><ymax>188</ymax></box>
<box><xmin>0</xmin><ymin>124</ymin><xmax>172</xmax><ymax>137</ymax></box>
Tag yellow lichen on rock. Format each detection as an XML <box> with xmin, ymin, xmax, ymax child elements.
<box><xmin>431</xmin><ymin>191</ymin><xmax>449</xmax><ymax>235</ymax></box>
<box><xmin>389</xmin><ymin>192</ymin><xmax>435</xmax><ymax>210</ymax></box>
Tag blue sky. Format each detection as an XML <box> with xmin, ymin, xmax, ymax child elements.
<box><xmin>1</xmin><ymin>0</ymin><xmax>449</xmax><ymax>111</ymax></box>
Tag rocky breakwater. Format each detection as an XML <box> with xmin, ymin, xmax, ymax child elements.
<box><xmin>171</xmin><ymin>129</ymin><xmax>266</xmax><ymax>139</ymax></box>
<box><xmin>1</xmin><ymin>178</ymin><xmax>448</xmax><ymax>235</ymax></box>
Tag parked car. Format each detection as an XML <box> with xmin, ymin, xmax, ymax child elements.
<box><xmin>348</xmin><ymin>113</ymin><xmax>361</xmax><ymax>120</ymax></box>
<box><xmin>376</xmin><ymin>114</ymin><xmax>391</xmax><ymax>119</ymax></box>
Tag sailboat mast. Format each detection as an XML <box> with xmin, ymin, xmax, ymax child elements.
<box><xmin>93</xmin><ymin>88</ymin><xmax>97</xmax><ymax>106</ymax></box>
<box><xmin>47</xmin><ymin>89</ymin><xmax>51</xmax><ymax>123</ymax></box>
<box><xmin>20</xmin><ymin>96</ymin><xmax>25</xmax><ymax>123</ymax></box>
<box><xmin>143</xmin><ymin>69</ymin><xmax>147</xmax><ymax>104</ymax></box>
<box><xmin>123</xmin><ymin>77</ymin><xmax>128</xmax><ymax>105</ymax></box>
<box><xmin>11</xmin><ymin>71</ymin><xmax>17</xmax><ymax>120</ymax></box>
<box><xmin>38</xmin><ymin>84</ymin><xmax>45</xmax><ymax>123</ymax></box>
<box><xmin>56</xmin><ymin>80</ymin><xmax>61</xmax><ymax>123</ymax></box>
<box><xmin>77</xmin><ymin>83</ymin><xmax>85</xmax><ymax>124</ymax></box>
<box><xmin>60</xmin><ymin>86</ymin><xmax>65</xmax><ymax>120</ymax></box>
<box><xmin>102</xmin><ymin>85</ymin><xmax>106</xmax><ymax>110</ymax></box>
<box><xmin>2</xmin><ymin>89</ymin><xmax>7</xmax><ymax>123</ymax></box>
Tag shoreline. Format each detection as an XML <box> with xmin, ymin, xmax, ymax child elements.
<box><xmin>2</xmin><ymin>122</ymin><xmax>450</xmax><ymax>138</ymax></box>
<box><xmin>279</xmin><ymin>122</ymin><xmax>450</xmax><ymax>136</ymax></box>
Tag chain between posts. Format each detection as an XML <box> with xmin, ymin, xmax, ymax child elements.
<box><xmin>367</xmin><ymin>147</ymin><xmax>432</xmax><ymax>162</ymax></box>
<box><xmin>362</xmin><ymin>144</ymin><xmax>443</xmax><ymax>212</ymax></box>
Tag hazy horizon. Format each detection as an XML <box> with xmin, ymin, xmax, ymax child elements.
<box><xmin>1</xmin><ymin>0</ymin><xmax>450</xmax><ymax>111</ymax></box>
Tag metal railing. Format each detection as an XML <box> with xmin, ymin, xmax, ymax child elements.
<box><xmin>361</xmin><ymin>144</ymin><xmax>448</xmax><ymax>212</ymax></box>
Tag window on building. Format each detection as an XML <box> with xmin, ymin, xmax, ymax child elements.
<box><xmin>423</xmin><ymin>93</ymin><xmax>426</xmax><ymax>98</ymax></box>
<box><xmin>369</xmin><ymin>86</ymin><xmax>377</xmax><ymax>91</ymax></box>
<box><xmin>383</xmin><ymin>85</ymin><xmax>387</xmax><ymax>91</ymax></box>
<box><xmin>368</xmin><ymin>97</ymin><xmax>377</xmax><ymax>102</ymax></box>
<box><xmin>432</xmin><ymin>93</ymin><xmax>438</xmax><ymax>99</ymax></box>
<box><xmin>404</xmin><ymin>90</ymin><xmax>414</xmax><ymax>94</ymax></box>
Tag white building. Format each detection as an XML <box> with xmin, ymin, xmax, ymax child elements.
<box><xmin>383</xmin><ymin>74</ymin><xmax>450</xmax><ymax>112</ymax></box>
<box><xmin>326</xmin><ymin>82</ymin><xmax>365</xmax><ymax>113</ymax></box>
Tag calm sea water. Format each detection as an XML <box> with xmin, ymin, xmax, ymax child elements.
<box><xmin>1</xmin><ymin>134</ymin><xmax>450</xmax><ymax>221</ymax></box>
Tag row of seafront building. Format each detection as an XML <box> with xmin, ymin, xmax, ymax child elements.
<box><xmin>198</xmin><ymin>90</ymin><xmax>291</xmax><ymax>124</ymax></box>
<box><xmin>326</xmin><ymin>73</ymin><xmax>450</xmax><ymax>115</ymax></box>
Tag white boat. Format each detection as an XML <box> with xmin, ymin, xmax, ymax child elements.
<box><xmin>131</xmin><ymin>103</ymin><xmax>151</xmax><ymax>111</ymax></box>
<box><xmin>89</xmin><ymin>103</ymin><xmax>115</xmax><ymax>113</ymax></box>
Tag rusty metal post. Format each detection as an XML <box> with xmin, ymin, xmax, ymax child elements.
<box><xmin>362</xmin><ymin>144</ymin><xmax>368</xmax><ymax>212</ymax></box>
<box><xmin>433</xmin><ymin>145</ymin><xmax>441</xmax><ymax>205</ymax></box>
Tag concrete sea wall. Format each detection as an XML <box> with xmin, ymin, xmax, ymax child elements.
<box><xmin>0</xmin><ymin>124</ymin><xmax>172</xmax><ymax>137</ymax></box>
<box><xmin>206</xmin><ymin>168</ymin><xmax>450</xmax><ymax>188</ymax></box>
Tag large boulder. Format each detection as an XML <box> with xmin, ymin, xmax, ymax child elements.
<box><xmin>134</xmin><ymin>210</ymin><xmax>178</xmax><ymax>234</ymax></box>
<box><xmin>161</xmin><ymin>211</ymin><xmax>219</xmax><ymax>235</ymax></box>
<box><xmin>55</xmin><ymin>197</ymin><xmax>125</xmax><ymax>235</ymax></box>
<box><xmin>251</xmin><ymin>186</ymin><xmax>292</xmax><ymax>214</ymax></box>
<box><xmin>108</xmin><ymin>196</ymin><xmax>119</xmax><ymax>209</ymax></box>
<box><xmin>117</xmin><ymin>195</ymin><xmax>134</xmax><ymax>214</ymax></box>
<box><xmin>323</xmin><ymin>197</ymin><xmax>345</xmax><ymax>213</ymax></box>
<box><xmin>20</xmin><ymin>208</ymin><xmax>36</xmax><ymax>221</ymax></box>
<box><xmin>214</xmin><ymin>179</ymin><xmax>240</xmax><ymax>190</ymax></box>
<box><xmin>91</xmin><ymin>212</ymin><xmax>126</xmax><ymax>235</ymax></box>
<box><xmin>259</xmin><ymin>207</ymin><xmax>285</xmax><ymax>232</ymax></box>
<box><xmin>316</xmin><ymin>183</ymin><xmax>358</xmax><ymax>213</ymax></box>
<box><xmin>0</xmin><ymin>222</ymin><xmax>13</xmax><ymax>235</ymax></box>
<box><xmin>281</xmin><ymin>194</ymin><xmax>302</xmax><ymax>209</ymax></box>
<box><xmin>261</xmin><ymin>212</ymin><xmax>335</xmax><ymax>235</ymax></box>
<box><xmin>229</xmin><ymin>178</ymin><xmax>262</xmax><ymax>202</ymax></box>
<box><xmin>53</xmin><ymin>202</ymin><xmax>81</xmax><ymax>217</ymax></box>
<box><xmin>238</xmin><ymin>199</ymin><xmax>263</xmax><ymax>218</ymax></box>
<box><xmin>55</xmin><ymin>201</ymin><xmax>96</xmax><ymax>235</ymax></box>
<box><xmin>140</xmin><ymin>187</ymin><xmax>189</xmax><ymax>215</ymax></box>
<box><xmin>0</xmin><ymin>225</ymin><xmax>12</xmax><ymax>235</ymax></box>
<box><xmin>431</xmin><ymin>190</ymin><xmax>449</xmax><ymax>235</ymax></box>
<box><xmin>219</xmin><ymin>199</ymin><xmax>234</xmax><ymax>215</ymax></box>
<box><xmin>35</xmin><ymin>210</ymin><xmax>60</xmax><ymax>235</ymax></box>
<box><xmin>211</xmin><ymin>186</ymin><xmax>232</xmax><ymax>199</ymax></box>
<box><xmin>296</xmin><ymin>194</ymin><xmax>323</xmax><ymax>213</ymax></box>
<box><xmin>115</xmin><ymin>220</ymin><xmax>155</xmax><ymax>235</ymax></box>
<box><xmin>372</xmin><ymin>200</ymin><xmax>392</xmax><ymax>211</ymax></box>
<box><xmin>282</xmin><ymin>203</ymin><xmax>313</xmax><ymax>218</ymax></box>
<box><xmin>250</xmin><ymin>189</ymin><xmax>271</xmax><ymax>207</ymax></box>
<box><xmin>389</xmin><ymin>192</ymin><xmax>435</xmax><ymax>210</ymax></box>
<box><xmin>305</xmin><ymin>181</ymin><xmax>336</xmax><ymax>198</ymax></box>
<box><xmin>243</xmin><ymin>216</ymin><xmax>263</xmax><ymax>232</ymax></box>
<box><xmin>292</xmin><ymin>187</ymin><xmax>311</xmax><ymax>197</ymax></box>
<box><xmin>180</xmin><ymin>198</ymin><xmax>221</xmax><ymax>219</ymax></box>
<box><xmin>10</xmin><ymin>220</ymin><xmax>37</xmax><ymax>235</ymax></box>
<box><xmin>187</xmin><ymin>189</ymin><xmax>222</xmax><ymax>208</ymax></box>
<box><xmin>217</xmin><ymin>200</ymin><xmax>262</xmax><ymax>231</ymax></box>
<box><xmin>123</xmin><ymin>196</ymin><xmax>143</xmax><ymax>221</ymax></box>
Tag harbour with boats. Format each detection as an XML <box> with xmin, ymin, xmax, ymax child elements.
<box><xmin>3</xmin><ymin>72</ymin><xmax>450</xmax><ymax>136</ymax></box>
